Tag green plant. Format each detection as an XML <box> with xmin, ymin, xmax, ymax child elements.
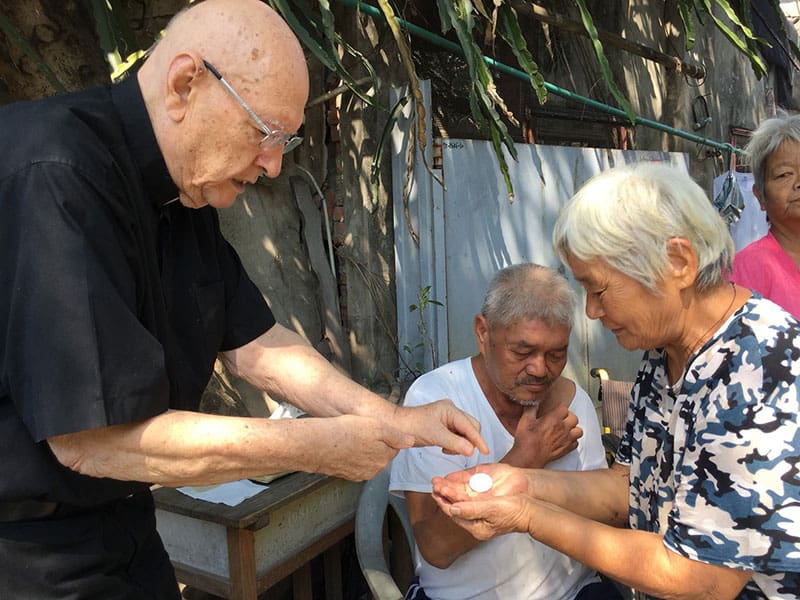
<box><xmin>400</xmin><ymin>285</ymin><xmax>444</xmax><ymax>381</ymax></box>
<box><xmin>269</xmin><ymin>0</ymin><xmax>795</xmax><ymax>202</ymax></box>
<box><xmin>9</xmin><ymin>1</ymin><xmax>790</xmax><ymax>200</ymax></box>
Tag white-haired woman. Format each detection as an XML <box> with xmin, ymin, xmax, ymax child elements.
<box><xmin>732</xmin><ymin>114</ymin><xmax>800</xmax><ymax>317</ymax></box>
<box><xmin>430</xmin><ymin>163</ymin><xmax>800</xmax><ymax>599</ymax></box>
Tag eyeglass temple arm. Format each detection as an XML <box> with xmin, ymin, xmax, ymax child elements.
<box><xmin>201</xmin><ymin>59</ymin><xmax>267</xmax><ymax>131</ymax></box>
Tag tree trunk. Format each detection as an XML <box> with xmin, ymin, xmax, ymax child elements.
<box><xmin>0</xmin><ymin>0</ymin><xmax>108</xmax><ymax>103</ymax></box>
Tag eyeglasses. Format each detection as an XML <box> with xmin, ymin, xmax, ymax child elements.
<box><xmin>202</xmin><ymin>59</ymin><xmax>303</xmax><ymax>154</ymax></box>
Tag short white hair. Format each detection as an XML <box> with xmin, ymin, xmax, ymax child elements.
<box><xmin>552</xmin><ymin>163</ymin><xmax>734</xmax><ymax>294</ymax></box>
<box><xmin>481</xmin><ymin>263</ymin><xmax>576</xmax><ymax>328</ymax></box>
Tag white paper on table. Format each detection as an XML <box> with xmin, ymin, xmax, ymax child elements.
<box><xmin>176</xmin><ymin>479</ymin><xmax>267</xmax><ymax>506</ymax></box>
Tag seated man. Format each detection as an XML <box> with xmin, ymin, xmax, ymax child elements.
<box><xmin>390</xmin><ymin>263</ymin><xmax>620</xmax><ymax>600</ymax></box>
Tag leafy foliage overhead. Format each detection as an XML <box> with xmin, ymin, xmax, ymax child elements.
<box><xmin>10</xmin><ymin>0</ymin><xmax>789</xmax><ymax>199</ymax></box>
<box><xmin>269</xmin><ymin>0</ymin><xmax>796</xmax><ymax>199</ymax></box>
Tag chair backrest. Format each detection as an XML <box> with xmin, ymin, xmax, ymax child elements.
<box><xmin>590</xmin><ymin>367</ymin><xmax>634</xmax><ymax>465</ymax></box>
<box><xmin>590</xmin><ymin>367</ymin><xmax>633</xmax><ymax>440</ymax></box>
<box><xmin>355</xmin><ymin>467</ymin><xmax>417</xmax><ymax>600</ymax></box>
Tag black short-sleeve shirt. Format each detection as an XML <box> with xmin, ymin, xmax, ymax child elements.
<box><xmin>0</xmin><ymin>75</ymin><xmax>275</xmax><ymax>505</ymax></box>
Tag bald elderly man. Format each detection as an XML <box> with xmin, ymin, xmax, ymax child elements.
<box><xmin>0</xmin><ymin>1</ymin><xmax>485</xmax><ymax>597</ymax></box>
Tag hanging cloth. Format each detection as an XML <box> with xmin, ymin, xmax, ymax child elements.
<box><xmin>712</xmin><ymin>146</ymin><xmax>745</xmax><ymax>224</ymax></box>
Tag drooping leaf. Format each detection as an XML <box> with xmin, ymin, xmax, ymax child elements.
<box><xmin>268</xmin><ymin>0</ymin><xmax>377</xmax><ymax>105</ymax></box>
<box><xmin>693</xmin><ymin>0</ymin><xmax>709</xmax><ymax>24</ymax></box>
<box><xmin>497</xmin><ymin>4</ymin><xmax>547</xmax><ymax>104</ymax></box>
<box><xmin>317</xmin><ymin>0</ymin><xmax>381</xmax><ymax>89</ymax></box>
<box><xmin>84</xmin><ymin>0</ymin><xmax>141</xmax><ymax>77</ymax></box>
<box><xmin>473</xmin><ymin>0</ymin><xmax>492</xmax><ymax>21</ymax></box>
<box><xmin>574</xmin><ymin>0</ymin><xmax>636</xmax><ymax>124</ymax></box>
<box><xmin>676</xmin><ymin>0</ymin><xmax>697</xmax><ymax>49</ymax></box>
<box><xmin>444</xmin><ymin>0</ymin><xmax>516</xmax><ymax>151</ymax></box>
<box><xmin>745</xmin><ymin>0</ymin><xmax>800</xmax><ymax>66</ymax></box>
<box><xmin>370</xmin><ymin>95</ymin><xmax>410</xmax><ymax>206</ymax></box>
<box><xmin>376</xmin><ymin>0</ymin><xmax>427</xmax><ymax>154</ymax></box>
<box><xmin>712</xmin><ymin>0</ymin><xmax>757</xmax><ymax>38</ymax></box>
<box><xmin>489</xmin><ymin>121</ymin><xmax>514</xmax><ymax>202</ymax></box>
<box><xmin>697</xmin><ymin>0</ymin><xmax>768</xmax><ymax>78</ymax></box>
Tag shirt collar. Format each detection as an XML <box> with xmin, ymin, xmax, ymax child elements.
<box><xmin>110</xmin><ymin>74</ymin><xmax>178</xmax><ymax>208</ymax></box>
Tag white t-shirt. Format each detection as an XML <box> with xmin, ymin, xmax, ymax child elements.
<box><xmin>389</xmin><ymin>357</ymin><xmax>608</xmax><ymax>600</ymax></box>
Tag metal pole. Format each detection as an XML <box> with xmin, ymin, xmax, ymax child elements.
<box><xmin>335</xmin><ymin>0</ymin><xmax>744</xmax><ymax>156</ymax></box>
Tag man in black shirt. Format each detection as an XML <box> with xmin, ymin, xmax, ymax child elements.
<box><xmin>0</xmin><ymin>0</ymin><xmax>487</xmax><ymax>596</ymax></box>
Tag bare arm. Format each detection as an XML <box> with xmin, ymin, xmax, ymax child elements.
<box><xmin>431</xmin><ymin>462</ymin><xmax>628</xmax><ymax>532</ymax></box>
<box><xmin>533</xmin><ymin>504</ymin><xmax>752</xmax><ymax>600</ymax></box>
<box><xmin>48</xmin><ymin>409</ymin><xmax>411</xmax><ymax>486</ymax></box>
<box><xmin>432</xmin><ymin>452</ymin><xmax>629</xmax><ymax>528</ymax></box>
<box><xmin>526</xmin><ymin>462</ymin><xmax>630</xmax><ymax>526</ymax></box>
<box><xmin>440</xmin><ymin>491</ymin><xmax>751</xmax><ymax>600</ymax></box>
<box><xmin>407</xmin><ymin>405</ymin><xmax>583</xmax><ymax>568</ymax></box>
<box><xmin>221</xmin><ymin>323</ymin><xmax>487</xmax><ymax>456</ymax></box>
<box><xmin>219</xmin><ymin>322</ymin><xmax>384</xmax><ymax>418</ymax></box>
<box><xmin>48</xmin><ymin>323</ymin><xmax>486</xmax><ymax>486</ymax></box>
<box><xmin>406</xmin><ymin>490</ymin><xmax>479</xmax><ymax>568</ymax></box>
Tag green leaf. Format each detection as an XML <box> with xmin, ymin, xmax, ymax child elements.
<box><xmin>370</xmin><ymin>95</ymin><xmax>410</xmax><ymax>205</ymax></box>
<box><xmin>437</xmin><ymin>0</ymin><xmax>453</xmax><ymax>34</ymax></box>
<box><xmin>676</xmin><ymin>0</ymin><xmax>697</xmax><ymax>49</ymax></box>
<box><xmin>269</xmin><ymin>0</ymin><xmax>336</xmax><ymax>70</ymax></box>
<box><xmin>697</xmin><ymin>0</ymin><xmax>768</xmax><ymax>78</ymax></box>
<box><xmin>497</xmin><ymin>4</ymin><xmax>547</xmax><ymax>104</ymax></box>
<box><xmin>268</xmin><ymin>0</ymin><xmax>376</xmax><ymax>105</ymax></box>
<box><xmin>693</xmin><ymin>0</ymin><xmax>709</xmax><ymax>24</ymax></box>
<box><xmin>84</xmin><ymin>0</ymin><xmax>141</xmax><ymax>77</ymax></box>
<box><xmin>574</xmin><ymin>0</ymin><xmax>636</xmax><ymax>124</ymax></box>
<box><xmin>441</xmin><ymin>0</ymin><xmax>518</xmax><ymax>174</ymax></box>
<box><xmin>489</xmin><ymin>125</ymin><xmax>514</xmax><ymax>201</ymax></box>
<box><xmin>711</xmin><ymin>0</ymin><xmax>757</xmax><ymax>39</ymax></box>
<box><xmin>376</xmin><ymin>0</ymin><xmax>428</xmax><ymax>155</ymax></box>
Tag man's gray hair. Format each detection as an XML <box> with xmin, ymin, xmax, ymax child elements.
<box><xmin>552</xmin><ymin>162</ymin><xmax>734</xmax><ymax>294</ymax></box>
<box><xmin>481</xmin><ymin>263</ymin><xmax>576</xmax><ymax>329</ymax></box>
<box><xmin>745</xmin><ymin>111</ymin><xmax>800</xmax><ymax>196</ymax></box>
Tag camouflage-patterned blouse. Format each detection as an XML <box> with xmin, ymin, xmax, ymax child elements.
<box><xmin>617</xmin><ymin>295</ymin><xmax>800</xmax><ymax>599</ymax></box>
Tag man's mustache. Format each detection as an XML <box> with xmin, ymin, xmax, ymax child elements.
<box><xmin>514</xmin><ymin>375</ymin><xmax>551</xmax><ymax>386</ymax></box>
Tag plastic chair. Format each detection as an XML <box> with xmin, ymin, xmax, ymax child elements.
<box><xmin>355</xmin><ymin>467</ymin><xmax>417</xmax><ymax>600</ymax></box>
<box><xmin>590</xmin><ymin>367</ymin><xmax>634</xmax><ymax>465</ymax></box>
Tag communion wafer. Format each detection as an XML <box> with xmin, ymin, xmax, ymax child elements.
<box><xmin>468</xmin><ymin>472</ymin><xmax>493</xmax><ymax>493</ymax></box>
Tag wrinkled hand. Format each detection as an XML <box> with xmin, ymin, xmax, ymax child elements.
<box><xmin>506</xmin><ymin>403</ymin><xmax>582</xmax><ymax>468</ymax></box>
<box><xmin>431</xmin><ymin>463</ymin><xmax>533</xmax><ymax>540</ymax></box>
<box><xmin>395</xmin><ymin>399</ymin><xmax>489</xmax><ymax>457</ymax></box>
<box><xmin>315</xmin><ymin>415</ymin><xmax>414</xmax><ymax>481</ymax></box>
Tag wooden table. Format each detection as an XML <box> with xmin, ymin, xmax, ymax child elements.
<box><xmin>153</xmin><ymin>472</ymin><xmax>362</xmax><ymax>600</ymax></box>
